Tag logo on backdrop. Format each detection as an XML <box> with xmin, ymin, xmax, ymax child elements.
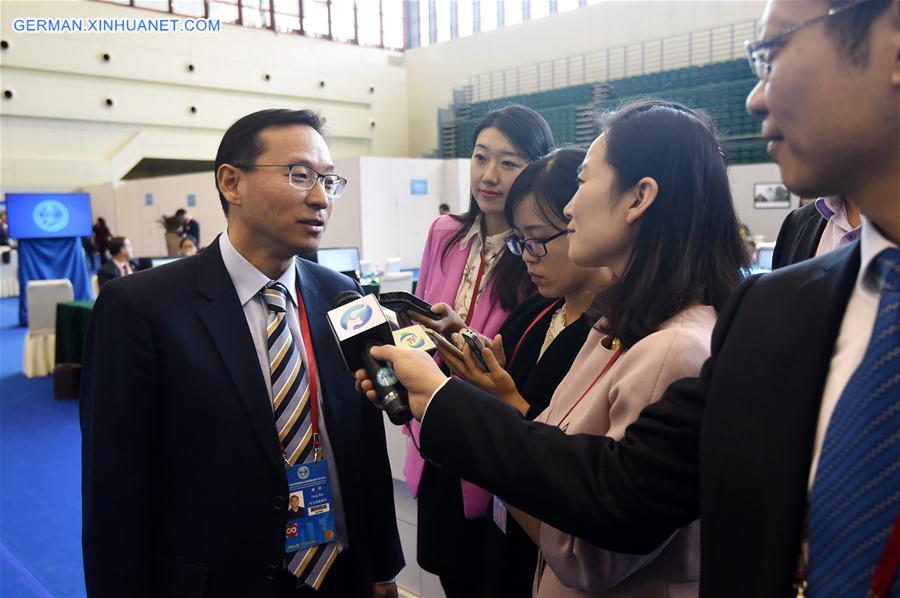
<box><xmin>32</xmin><ymin>200</ymin><xmax>70</xmax><ymax>233</ymax></box>
<box><xmin>399</xmin><ymin>331</ymin><xmax>426</xmax><ymax>350</ymax></box>
<box><xmin>340</xmin><ymin>304</ymin><xmax>373</xmax><ymax>331</ymax></box>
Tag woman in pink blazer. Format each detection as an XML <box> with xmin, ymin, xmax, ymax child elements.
<box><xmin>404</xmin><ymin>104</ymin><xmax>554</xmax><ymax>596</ymax></box>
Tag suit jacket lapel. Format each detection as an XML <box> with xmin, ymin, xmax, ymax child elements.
<box><xmin>196</xmin><ymin>239</ymin><xmax>285</xmax><ymax>478</ymax></box>
<box><xmin>762</xmin><ymin>243</ymin><xmax>861</xmax><ymax>550</ymax></box>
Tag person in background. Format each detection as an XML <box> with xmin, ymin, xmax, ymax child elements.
<box><xmin>179</xmin><ymin>235</ymin><xmax>199</xmax><ymax>257</ymax></box>
<box><xmin>435</xmin><ymin>147</ymin><xmax>614</xmax><ymax>596</ymax></box>
<box><xmin>176</xmin><ymin>208</ymin><xmax>201</xmax><ymax>244</ymax></box>
<box><xmin>438</xmin><ymin>203</ymin><xmax>451</xmax><ymax>216</ymax></box>
<box><xmin>97</xmin><ymin>236</ymin><xmax>136</xmax><ymax>287</ymax></box>
<box><xmin>357</xmin><ymin>0</ymin><xmax>900</xmax><ymax>594</ymax></box>
<box><xmin>404</xmin><ymin>104</ymin><xmax>554</xmax><ymax>597</ymax></box>
<box><xmin>92</xmin><ymin>217</ymin><xmax>111</xmax><ymax>265</ymax></box>
<box><xmin>0</xmin><ymin>212</ymin><xmax>10</xmax><ymax>246</ymax></box>
<box><xmin>772</xmin><ymin>195</ymin><xmax>861</xmax><ymax>268</ymax></box>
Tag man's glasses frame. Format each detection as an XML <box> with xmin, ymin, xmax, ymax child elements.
<box><xmin>745</xmin><ymin>0</ymin><xmax>881</xmax><ymax>80</ymax></box>
<box><xmin>231</xmin><ymin>163</ymin><xmax>348</xmax><ymax>198</ymax></box>
<box><xmin>505</xmin><ymin>229</ymin><xmax>568</xmax><ymax>258</ymax></box>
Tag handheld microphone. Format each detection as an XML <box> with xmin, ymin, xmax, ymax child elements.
<box><xmin>327</xmin><ymin>290</ymin><xmax>412</xmax><ymax>425</ymax></box>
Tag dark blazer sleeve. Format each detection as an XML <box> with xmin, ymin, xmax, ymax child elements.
<box><xmin>772</xmin><ymin>203</ymin><xmax>826</xmax><ymax>269</ymax></box>
<box><xmin>96</xmin><ymin>262</ymin><xmax>117</xmax><ymax>287</ymax></box>
<box><xmin>80</xmin><ymin>279</ymin><xmax>160</xmax><ymax>597</ymax></box>
<box><xmin>419</xmin><ymin>275</ymin><xmax>760</xmax><ymax>554</ymax></box>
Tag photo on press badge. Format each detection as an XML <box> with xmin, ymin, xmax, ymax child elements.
<box><xmin>287</xmin><ymin>491</ymin><xmax>305</xmax><ymax>519</ymax></box>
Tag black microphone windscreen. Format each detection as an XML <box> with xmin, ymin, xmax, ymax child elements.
<box><xmin>332</xmin><ymin>290</ymin><xmax>363</xmax><ymax>309</ymax></box>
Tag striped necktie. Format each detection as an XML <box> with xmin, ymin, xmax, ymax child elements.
<box><xmin>808</xmin><ymin>247</ymin><xmax>900</xmax><ymax>596</ymax></box>
<box><xmin>260</xmin><ymin>282</ymin><xmax>341</xmax><ymax>590</ymax></box>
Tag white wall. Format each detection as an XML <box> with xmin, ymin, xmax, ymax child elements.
<box><xmin>0</xmin><ymin>0</ymin><xmax>408</xmax><ymax>193</ymax></box>
<box><xmin>83</xmin><ymin>171</ymin><xmax>226</xmax><ymax>255</ymax></box>
<box><xmin>404</xmin><ymin>0</ymin><xmax>766</xmax><ymax>156</ymax></box>
<box><xmin>319</xmin><ymin>156</ymin><xmax>469</xmax><ymax>270</ymax></box>
<box><xmin>728</xmin><ymin>163</ymin><xmax>796</xmax><ymax>241</ymax></box>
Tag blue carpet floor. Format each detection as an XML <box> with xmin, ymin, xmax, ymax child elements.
<box><xmin>1</xmin><ymin>297</ymin><xmax>86</xmax><ymax>597</ymax></box>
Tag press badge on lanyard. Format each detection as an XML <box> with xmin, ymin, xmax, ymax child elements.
<box><xmin>284</xmin><ymin>287</ymin><xmax>337</xmax><ymax>553</ymax></box>
<box><xmin>285</xmin><ymin>460</ymin><xmax>337</xmax><ymax>552</ymax></box>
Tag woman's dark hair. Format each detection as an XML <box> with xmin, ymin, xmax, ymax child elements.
<box><xmin>504</xmin><ymin>147</ymin><xmax>586</xmax><ymax>230</ymax></box>
<box><xmin>96</xmin><ymin>218</ymin><xmax>106</xmax><ymax>226</ymax></box>
<box><xmin>441</xmin><ymin>104</ymin><xmax>555</xmax><ymax>311</ymax></box>
<box><xmin>592</xmin><ymin>99</ymin><xmax>748</xmax><ymax>349</ymax></box>
<box><xmin>214</xmin><ymin>108</ymin><xmax>323</xmax><ymax>216</ymax></box>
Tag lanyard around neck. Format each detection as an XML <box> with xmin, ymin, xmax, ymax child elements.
<box><xmin>508</xmin><ymin>298</ymin><xmax>564</xmax><ymax>369</ymax></box>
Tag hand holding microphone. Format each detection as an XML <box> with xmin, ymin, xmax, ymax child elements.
<box><xmin>353</xmin><ymin>346</ymin><xmax>448</xmax><ymax>421</ymax></box>
<box><xmin>328</xmin><ymin>290</ymin><xmax>414</xmax><ymax>424</ymax></box>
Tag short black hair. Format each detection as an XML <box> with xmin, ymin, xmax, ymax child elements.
<box><xmin>824</xmin><ymin>0</ymin><xmax>892</xmax><ymax>65</ymax></box>
<box><xmin>592</xmin><ymin>99</ymin><xmax>748</xmax><ymax>349</ymax></box>
<box><xmin>108</xmin><ymin>236</ymin><xmax>128</xmax><ymax>257</ymax></box>
<box><xmin>214</xmin><ymin>109</ymin><xmax>324</xmax><ymax>215</ymax></box>
<box><xmin>179</xmin><ymin>235</ymin><xmax>198</xmax><ymax>248</ymax></box>
<box><xmin>174</xmin><ymin>208</ymin><xmax>186</xmax><ymax>217</ymax></box>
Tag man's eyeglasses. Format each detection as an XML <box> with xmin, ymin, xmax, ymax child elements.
<box><xmin>232</xmin><ymin>163</ymin><xmax>348</xmax><ymax>198</ymax></box>
<box><xmin>745</xmin><ymin>0</ymin><xmax>881</xmax><ymax>80</ymax></box>
<box><xmin>505</xmin><ymin>229</ymin><xmax>568</xmax><ymax>258</ymax></box>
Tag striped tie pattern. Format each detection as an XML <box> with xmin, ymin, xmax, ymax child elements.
<box><xmin>808</xmin><ymin>247</ymin><xmax>900</xmax><ymax>596</ymax></box>
<box><xmin>260</xmin><ymin>282</ymin><xmax>340</xmax><ymax>590</ymax></box>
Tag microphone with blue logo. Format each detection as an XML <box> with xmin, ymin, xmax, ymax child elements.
<box><xmin>327</xmin><ymin>290</ymin><xmax>412</xmax><ymax>425</ymax></box>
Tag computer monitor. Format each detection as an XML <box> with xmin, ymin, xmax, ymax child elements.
<box><xmin>316</xmin><ymin>247</ymin><xmax>360</xmax><ymax>276</ymax></box>
<box><xmin>757</xmin><ymin>246</ymin><xmax>775</xmax><ymax>271</ymax></box>
<box><xmin>137</xmin><ymin>256</ymin><xmax>183</xmax><ymax>270</ymax></box>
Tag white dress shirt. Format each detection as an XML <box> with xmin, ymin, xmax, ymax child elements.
<box><xmin>219</xmin><ymin>230</ymin><xmax>349</xmax><ymax>550</ymax></box>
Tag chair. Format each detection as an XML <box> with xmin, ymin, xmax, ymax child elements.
<box><xmin>384</xmin><ymin>257</ymin><xmax>402</xmax><ymax>274</ymax></box>
<box><xmin>0</xmin><ymin>248</ymin><xmax>19</xmax><ymax>298</ymax></box>
<box><xmin>379</xmin><ymin>271</ymin><xmax>414</xmax><ymax>294</ymax></box>
<box><xmin>23</xmin><ymin>279</ymin><xmax>73</xmax><ymax>378</ymax></box>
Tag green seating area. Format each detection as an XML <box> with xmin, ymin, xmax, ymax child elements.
<box><xmin>445</xmin><ymin>58</ymin><xmax>769</xmax><ymax>164</ymax></box>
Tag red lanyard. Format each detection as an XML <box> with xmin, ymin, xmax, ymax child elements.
<box><xmin>508</xmin><ymin>299</ymin><xmax>563</xmax><ymax>369</ymax></box>
<box><xmin>464</xmin><ymin>254</ymin><xmax>488</xmax><ymax>327</ymax></box>
<box><xmin>870</xmin><ymin>514</ymin><xmax>900</xmax><ymax>598</ymax></box>
<box><xmin>295</xmin><ymin>286</ymin><xmax>321</xmax><ymax>453</ymax></box>
<box><xmin>554</xmin><ymin>347</ymin><xmax>622</xmax><ymax>429</ymax></box>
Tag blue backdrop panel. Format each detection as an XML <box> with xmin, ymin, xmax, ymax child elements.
<box><xmin>17</xmin><ymin>238</ymin><xmax>91</xmax><ymax>326</ymax></box>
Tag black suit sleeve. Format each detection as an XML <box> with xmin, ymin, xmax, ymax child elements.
<box><xmin>80</xmin><ymin>280</ymin><xmax>160</xmax><ymax>597</ymax></box>
<box><xmin>96</xmin><ymin>264</ymin><xmax>115</xmax><ymax>287</ymax></box>
<box><xmin>771</xmin><ymin>208</ymin><xmax>799</xmax><ymax>270</ymax></box>
<box><xmin>419</xmin><ymin>275</ymin><xmax>759</xmax><ymax>554</ymax></box>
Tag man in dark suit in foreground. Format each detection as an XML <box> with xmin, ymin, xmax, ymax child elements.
<box><xmin>81</xmin><ymin>109</ymin><xmax>403</xmax><ymax>597</ymax></box>
<box><xmin>358</xmin><ymin>1</ymin><xmax>900</xmax><ymax>596</ymax></box>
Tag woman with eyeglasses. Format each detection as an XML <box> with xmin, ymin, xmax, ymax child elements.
<box><xmin>434</xmin><ymin>147</ymin><xmax>613</xmax><ymax>597</ymax></box>
<box><xmin>403</xmin><ymin>104</ymin><xmax>554</xmax><ymax>597</ymax></box>
<box><xmin>358</xmin><ymin>99</ymin><xmax>748</xmax><ymax>596</ymax></box>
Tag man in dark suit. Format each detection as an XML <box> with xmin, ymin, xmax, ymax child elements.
<box><xmin>81</xmin><ymin>109</ymin><xmax>403</xmax><ymax>598</ymax></box>
<box><xmin>358</xmin><ymin>1</ymin><xmax>900</xmax><ymax>596</ymax></box>
<box><xmin>96</xmin><ymin>236</ymin><xmax>137</xmax><ymax>287</ymax></box>
<box><xmin>772</xmin><ymin>196</ymin><xmax>861</xmax><ymax>268</ymax></box>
